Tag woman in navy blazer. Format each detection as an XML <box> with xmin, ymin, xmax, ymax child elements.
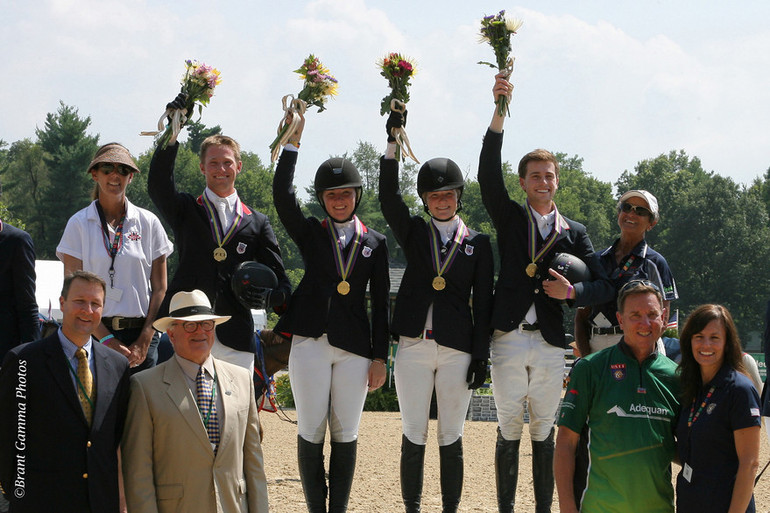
<box><xmin>273</xmin><ymin>114</ymin><xmax>390</xmax><ymax>513</ymax></box>
<box><xmin>379</xmin><ymin>110</ymin><xmax>494</xmax><ymax>513</ymax></box>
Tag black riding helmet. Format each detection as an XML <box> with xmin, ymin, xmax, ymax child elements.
<box><xmin>314</xmin><ymin>158</ymin><xmax>363</xmax><ymax>221</ymax></box>
<box><xmin>416</xmin><ymin>158</ymin><xmax>465</xmax><ymax>216</ymax></box>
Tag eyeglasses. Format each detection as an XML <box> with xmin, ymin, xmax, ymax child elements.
<box><xmin>619</xmin><ymin>202</ymin><xmax>652</xmax><ymax>218</ymax></box>
<box><xmin>173</xmin><ymin>320</ymin><xmax>216</xmax><ymax>333</ymax></box>
<box><xmin>97</xmin><ymin>162</ymin><xmax>133</xmax><ymax>177</ymax></box>
<box><xmin>619</xmin><ymin>279</ymin><xmax>660</xmax><ymax>294</ymax></box>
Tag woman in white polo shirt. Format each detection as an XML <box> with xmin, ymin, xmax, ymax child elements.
<box><xmin>57</xmin><ymin>142</ymin><xmax>173</xmax><ymax>372</ymax></box>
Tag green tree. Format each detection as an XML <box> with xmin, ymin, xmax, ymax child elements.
<box><xmin>618</xmin><ymin>151</ymin><xmax>770</xmax><ymax>340</ymax></box>
<box><xmin>184</xmin><ymin>121</ymin><xmax>222</xmax><ymax>155</ymax></box>
<box><xmin>0</xmin><ymin>139</ymin><xmax>49</xmax><ymax>243</ymax></box>
<box><xmin>35</xmin><ymin>102</ymin><xmax>99</xmax><ymax>258</ymax></box>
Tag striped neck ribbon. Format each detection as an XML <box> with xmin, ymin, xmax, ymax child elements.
<box><xmin>429</xmin><ymin>217</ymin><xmax>469</xmax><ymax>277</ymax></box>
<box><xmin>525</xmin><ymin>200</ymin><xmax>563</xmax><ymax>268</ymax></box>
<box><xmin>327</xmin><ymin>216</ymin><xmax>364</xmax><ymax>281</ymax></box>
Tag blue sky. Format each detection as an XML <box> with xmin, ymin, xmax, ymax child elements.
<box><xmin>3</xmin><ymin>0</ymin><xmax>769</xmax><ymax>194</ymax></box>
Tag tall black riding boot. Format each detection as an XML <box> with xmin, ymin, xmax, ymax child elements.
<box><xmin>328</xmin><ymin>440</ymin><xmax>357</xmax><ymax>513</ymax></box>
<box><xmin>297</xmin><ymin>436</ymin><xmax>327</xmax><ymax>513</ymax></box>
<box><xmin>439</xmin><ymin>437</ymin><xmax>463</xmax><ymax>513</ymax></box>
<box><xmin>531</xmin><ymin>428</ymin><xmax>555</xmax><ymax>513</ymax></box>
<box><xmin>495</xmin><ymin>428</ymin><xmax>520</xmax><ymax>513</ymax></box>
<box><xmin>400</xmin><ymin>435</ymin><xmax>426</xmax><ymax>513</ymax></box>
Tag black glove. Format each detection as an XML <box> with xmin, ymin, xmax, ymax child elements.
<box><xmin>241</xmin><ymin>285</ymin><xmax>272</xmax><ymax>310</ymax></box>
<box><xmin>466</xmin><ymin>359</ymin><xmax>488</xmax><ymax>390</ymax></box>
<box><xmin>386</xmin><ymin>109</ymin><xmax>407</xmax><ymax>142</ymax></box>
<box><xmin>166</xmin><ymin>92</ymin><xmax>189</xmax><ymax>112</ymax></box>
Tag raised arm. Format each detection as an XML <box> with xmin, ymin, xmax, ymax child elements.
<box><xmin>478</xmin><ymin>73</ymin><xmax>516</xmax><ymax>228</ymax></box>
<box><xmin>272</xmin><ymin>111</ymin><xmax>311</xmax><ymax>248</ymax></box>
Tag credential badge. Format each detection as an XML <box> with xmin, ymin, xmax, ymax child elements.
<box><xmin>610</xmin><ymin>363</ymin><xmax>626</xmax><ymax>381</ymax></box>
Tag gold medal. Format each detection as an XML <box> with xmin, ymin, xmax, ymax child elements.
<box><xmin>337</xmin><ymin>280</ymin><xmax>351</xmax><ymax>295</ymax></box>
<box><xmin>432</xmin><ymin>276</ymin><xmax>446</xmax><ymax>291</ymax></box>
<box><xmin>526</xmin><ymin>263</ymin><xmax>537</xmax><ymax>277</ymax></box>
<box><xmin>213</xmin><ymin>247</ymin><xmax>228</xmax><ymax>262</ymax></box>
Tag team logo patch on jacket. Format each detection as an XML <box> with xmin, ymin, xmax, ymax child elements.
<box><xmin>362</xmin><ymin>246</ymin><xmax>372</xmax><ymax>258</ymax></box>
<box><xmin>610</xmin><ymin>363</ymin><xmax>626</xmax><ymax>381</ymax></box>
<box><xmin>126</xmin><ymin>230</ymin><xmax>141</xmax><ymax>242</ymax></box>
<box><xmin>237</xmin><ymin>242</ymin><xmax>247</xmax><ymax>254</ymax></box>
<box><xmin>464</xmin><ymin>245</ymin><xmax>474</xmax><ymax>256</ymax></box>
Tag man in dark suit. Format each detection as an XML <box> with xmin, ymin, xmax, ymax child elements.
<box><xmin>0</xmin><ymin>220</ymin><xmax>40</xmax><ymax>362</ymax></box>
<box><xmin>478</xmin><ymin>74</ymin><xmax>614</xmax><ymax>513</ymax></box>
<box><xmin>149</xmin><ymin>134</ymin><xmax>291</xmax><ymax>372</ymax></box>
<box><xmin>0</xmin><ymin>270</ymin><xmax>130</xmax><ymax>512</ymax></box>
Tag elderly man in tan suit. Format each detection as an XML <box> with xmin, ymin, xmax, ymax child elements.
<box><xmin>122</xmin><ymin>289</ymin><xmax>268</xmax><ymax>512</ymax></box>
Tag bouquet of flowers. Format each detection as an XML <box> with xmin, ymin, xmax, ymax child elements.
<box><xmin>269</xmin><ymin>54</ymin><xmax>338</xmax><ymax>162</ymax></box>
<box><xmin>378</xmin><ymin>52</ymin><xmax>419</xmax><ymax>163</ymax></box>
<box><xmin>478</xmin><ymin>11</ymin><xmax>523</xmax><ymax>117</ymax></box>
<box><xmin>141</xmin><ymin>59</ymin><xmax>222</xmax><ymax>149</ymax></box>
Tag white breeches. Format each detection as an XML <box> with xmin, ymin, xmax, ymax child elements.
<box><xmin>394</xmin><ymin>337</ymin><xmax>472</xmax><ymax>446</ymax></box>
<box><xmin>289</xmin><ymin>335</ymin><xmax>370</xmax><ymax>444</ymax></box>
<box><xmin>490</xmin><ymin>328</ymin><xmax>564</xmax><ymax>442</ymax></box>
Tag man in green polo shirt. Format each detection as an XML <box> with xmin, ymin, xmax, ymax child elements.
<box><xmin>554</xmin><ymin>280</ymin><xmax>680</xmax><ymax>513</ymax></box>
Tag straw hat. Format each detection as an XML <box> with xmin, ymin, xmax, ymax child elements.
<box><xmin>152</xmin><ymin>290</ymin><xmax>230</xmax><ymax>332</ymax></box>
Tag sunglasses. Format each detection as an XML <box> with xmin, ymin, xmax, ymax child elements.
<box><xmin>619</xmin><ymin>279</ymin><xmax>660</xmax><ymax>294</ymax></box>
<box><xmin>173</xmin><ymin>320</ymin><xmax>216</xmax><ymax>333</ymax></box>
<box><xmin>619</xmin><ymin>202</ymin><xmax>652</xmax><ymax>218</ymax></box>
<box><xmin>97</xmin><ymin>162</ymin><xmax>133</xmax><ymax>177</ymax></box>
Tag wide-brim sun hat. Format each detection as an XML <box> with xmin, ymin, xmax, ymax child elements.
<box><xmin>87</xmin><ymin>143</ymin><xmax>140</xmax><ymax>174</ymax></box>
<box><xmin>618</xmin><ymin>189</ymin><xmax>659</xmax><ymax>221</ymax></box>
<box><xmin>152</xmin><ymin>289</ymin><xmax>230</xmax><ymax>332</ymax></box>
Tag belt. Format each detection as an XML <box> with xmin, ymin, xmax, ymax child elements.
<box><xmin>520</xmin><ymin>323</ymin><xmax>539</xmax><ymax>332</ymax></box>
<box><xmin>421</xmin><ymin>329</ymin><xmax>435</xmax><ymax>340</ymax></box>
<box><xmin>103</xmin><ymin>316</ymin><xmax>146</xmax><ymax>331</ymax></box>
<box><xmin>592</xmin><ymin>325</ymin><xmax>623</xmax><ymax>336</ymax></box>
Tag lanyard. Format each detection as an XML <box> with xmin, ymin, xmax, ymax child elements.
<box><xmin>95</xmin><ymin>202</ymin><xmax>125</xmax><ymax>288</ymax></box>
<box><xmin>687</xmin><ymin>385</ymin><xmax>716</xmax><ymax>427</ymax></box>
<box><xmin>66</xmin><ymin>358</ymin><xmax>95</xmax><ymax>411</ymax></box>
<box><xmin>197</xmin><ymin>376</ymin><xmax>218</xmax><ymax>428</ymax></box>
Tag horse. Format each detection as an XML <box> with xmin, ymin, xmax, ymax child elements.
<box><xmin>253</xmin><ymin>329</ymin><xmax>292</xmax><ymax>400</ymax></box>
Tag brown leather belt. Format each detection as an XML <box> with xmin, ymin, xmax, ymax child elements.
<box><xmin>103</xmin><ymin>316</ymin><xmax>146</xmax><ymax>331</ymax></box>
<box><xmin>592</xmin><ymin>325</ymin><xmax>623</xmax><ymax>335</ymax></box>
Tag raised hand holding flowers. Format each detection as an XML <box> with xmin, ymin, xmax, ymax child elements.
<box><xmin>141</xmin><ymin>60</ymin><xmax>222</xmax><ymax>149</ymax></box>
<box><xmin>269</xmin><ymin>54</ymin><xmax>338</xmax><ymax>162</ymax></box>
<box><xmin>478</xmin><ymin>11</ymin><xmax>523</xmax><ymax>117</ymax></box>
<box><xmin>379</xmin><ymin>52</ymin><xmax>419</xmax><ymax>163</ymax></box>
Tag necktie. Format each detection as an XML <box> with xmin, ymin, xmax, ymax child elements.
<box><xmin>75</xmin><ymin>348</ymin><xmax>94</xmax><ymax>426</ymax></box>
<box><xmin>217</xmin><ymin>199</ymin><xmax>228</xmax><ymax>231</ymax></box>
<box><xmin>196</xmin><ymin>366</ymin><xmax>220</xmax><ymax>449</ymax></box>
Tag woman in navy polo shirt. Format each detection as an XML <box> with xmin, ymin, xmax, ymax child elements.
<box><xmin>676</xmin><ymin>304</ymin><xmax>761</xmax><ymax>513</ymax></box>
<box><xmin>574</xmin><ymin>190</ymin><xmax>678</xmax><ymax>356</ymax></box>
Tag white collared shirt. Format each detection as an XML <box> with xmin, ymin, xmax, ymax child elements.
<box><xmin>204</xmin><ymin>188</ymin><xmax>240</xmax><ymax>230</ymax></box>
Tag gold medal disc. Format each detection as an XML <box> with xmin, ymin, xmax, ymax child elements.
<box><xmin>213</xmin><ymin>247</ymin><xmax>228</xmax><ymax>262</ymax></box>
<box><xmin>526</xmin><ymin>263</ymin><xmax>537</xmax><ymax>278</ymax></box>
<box><xmin>337</xmin><ymin>280</ymin><xmax>351</xmax><ymax>295</ymax></box>
<box><xmin>432</xmin><ymin>276</ymin><xmax>447</xmax><ymax>291</ymax></box>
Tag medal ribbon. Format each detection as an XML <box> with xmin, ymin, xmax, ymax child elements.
<box><xmin>95</xmin><ymin>202</ymin><xmax>126</xmax><ymax>288</ymax></box>
<box><xmin>428</xmin><ymin>218</ymin><xmax>469</xmax><ymax>277</ymax></box>
<box><xmin>525</xmin><ymin>200</ymin><xmax>563</xmax><ymax>268</ymax></box>
<box><xmin>201</xmin><ymin>193</ymin><xmax>243</xmax><ymax>250</ymax></box>
<box><xmin>687</xmin><ymin>385</ymin><xmax>716</xmax><ymax>427</ymax></box>
<box><xmin>327</xmin><ymin>216</ymin><xmax>364</xmax><ymax>281</ymax></box>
